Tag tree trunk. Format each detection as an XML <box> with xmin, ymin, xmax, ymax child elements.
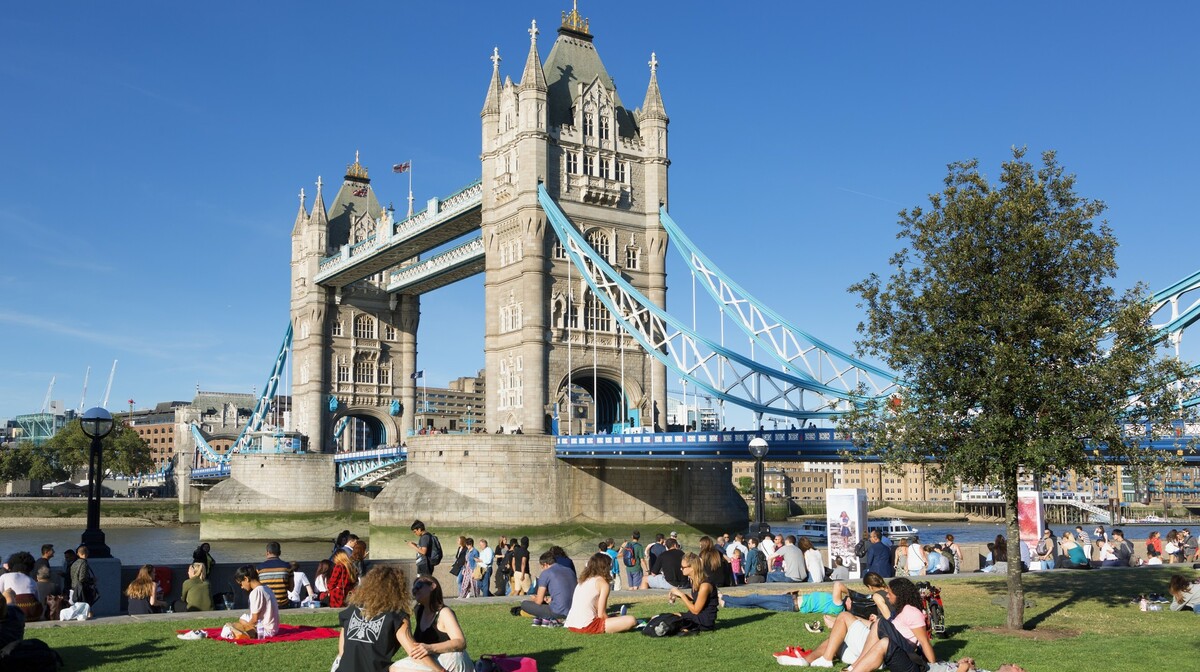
<box><xmin>1005</xmin><ymin>470</ymin><xmax>1026</xmax><ymax>629</ymax></box>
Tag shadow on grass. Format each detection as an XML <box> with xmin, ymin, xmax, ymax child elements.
<box><xmin>715</xmin><ymin>611</ymin><xmax>775</xmax><ymax>627</ymax></box>
<box><xmin>57</xmin><ymin>641</ymin><xmax>174</xmax><ymax>667</ymax></box>
<box><xmin>973</xmin><ymin>566</ymin><xmax>1180</xmax><ymax>629</ymax></box>
<box><xmin>523</xmin><ymin>646</ymin><xmax>583</xmax><ymax>669</ymax></box>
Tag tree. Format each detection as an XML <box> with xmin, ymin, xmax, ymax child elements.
<box><xmin>0</xmin><ymin>440</ymin><xmax>71</xmax><ymax>483</ymax></box>
<box><xmin>840</xmin><ymin>148</ymin><xmax>1196</xmax><ymax>630</ymax></box>
<box><xmin>736</xmin><ymin>476</ymin><xmax>754</xmax><ymax>495</ymax></box>
<box><xmin>42</xmin><ymin>419</ymin><xmax>154</xmax><ymax>480</ymax></box>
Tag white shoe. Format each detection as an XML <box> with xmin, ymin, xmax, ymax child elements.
<box><xmin>177</xmin><ymin>630</ymin><xmax>207</xmax><ymax>640</ymax></box>
<box><xmin>809</xmin><ymin>657</ymin><xmax>834</xmax><ymax>668</ymax></box>
<box><xmin>776</xmin><ymin>655</ymin><xmax>808</xmax><ymax>667</ymax></box>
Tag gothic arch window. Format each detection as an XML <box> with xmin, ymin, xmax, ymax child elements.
<box><xmin>355</xmin><ymin>360</ymin><xmax>375</xmax><ymax>384</ymax></box>
<box><xmin>583</xmin><ymin>112</ymin><xmax>594</xmax><ymax>137</ymax></box>
<box><xmin>600</xmin><ymin>115</ymin><xmax>610</xmax><ymax>140</ymax></box>
<box><xmin>333</xmin><ymin>320</ymin><xmax>344</xmax><ymax>337</ymax></box>
<box><xmin>552</xmin><ymin>239</ymin><xmax>567</xmax><ymax>260</ymax></box>
<box><xmin>616</xmin><ymin>161</ymin><xmax>626</xmax><ymax>183</ymax></box>
<box><xmin>587</xmin><ymin>230</ymin><xmax>611</xmax><ymax>262</ymax></box>
<box><xmin>583</xmin><ymin>154</ymin><xmax>593</xmax><ymax>176</ymax></box>
<box><xmin>586</xmin><ymin>291</ymin><xmax>612</xmax><ymax>332</ymax></box>
<box><xmin>354</xmin><ymin>315</ymin><xmax>376</xmax><ymax>339</ymax></box>
<box><xmin>337</xmin><ymin>363</ymin><xmax>350</xmax><ymax>383</ymax></box>
<box><xmin>383</xmin><ymin>324</ymin><xmax>395</xmax><ymax>340</ymax></box>
<box><xmin>566</xmin><ymin>151</ymin><xmax>578</xmax><ymax>175</ymax></box>
<box><xmin>625</xmin><ymin>245</ymin><xmax>640</xmax><ymax>270</ymax></box>
<box><xmin>379</xmin><ymin>366</ymin><xmax>391</xmax><ymax>385</ymax></box>
<box><xmin>599</xmin><ymin>156</ymin><xmax>611</xmax><ymax>179</ymax></box>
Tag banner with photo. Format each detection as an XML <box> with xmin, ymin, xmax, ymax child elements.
<box><xmin>826</xmin><ymin>488</ymin><xmax>868</xmax><ymax>579</ymax></box>
<box><xmin>1017</xmin><ymin>489</ymin><xmax>1045</xmax><ymax>564</ymax></box>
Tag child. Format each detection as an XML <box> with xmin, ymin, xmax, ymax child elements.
<box><xmin>182</xmin><ymin>565</ymin><xmax>279</xmax><ymax>640</ymax></box>
<box><xmin>730</xmin><ymin>548</ymin><xmax>745</xmax><ymax>585</ymax></box>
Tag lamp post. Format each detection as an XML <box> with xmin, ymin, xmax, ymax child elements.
<box><xmin>466</xmin><ymin>405</ymin><xmax>473</xmax><ymax>433</ymax></box>
<box><xmin>79</xmin><ymin>407</ymin><xmax>114</xmax><ymax>558</ymax></box>
<box><xmin>749</xmin><ymin>436</ymin><xmax>770</xmax><ymax>537</ymax></box>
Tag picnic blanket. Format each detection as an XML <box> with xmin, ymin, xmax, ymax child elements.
<box><xmin>176</xmin><ymin>624</ymin><xmax>339</xmax><ymax>645</ymax></box>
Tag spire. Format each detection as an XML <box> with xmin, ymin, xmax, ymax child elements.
<box><xmin>292</xmin><ymin>187</ymin><xmax>308</xmax><ymax>232</ymax></box>
<box><xmin>519</xmin><ymin>19</ymin><xmax>547</xmax><ymax>91</ymax></box>
<box><xmin>641</xmin><ymin>52</ymin><xmax>668</xmax><ymax>121</ymax></box>
<box><xmin>481</xmin><ymin>47</ymin><xmax>502</xmax><ymax>116</ymax></box>
<box><xmin>309</xmin><ymin>175</ymin><xmax>328</xmax><ymax>226</ymax></box>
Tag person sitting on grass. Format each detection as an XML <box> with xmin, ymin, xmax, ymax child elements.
<box><xmin>1059</xmin><ymin>532</ymin><xmax>1091</xmax><ymax>569</ymax></box>
<box><xmin>563</xmin><ymin>553</ymin><xmax>639</xmax><ymax>634</ymax></box>
<box><xmin>333</xmin><ymin>564</ymin><xmax>412</xmax><ymax>672</ymax></box>
<box><xmin>842</xmin><ymin>578</ymin><xmax>936</xmax><ymax>672</ymax></box>
<box><xmin>925</xmin><ymin>658</ymin><xmax>1028</xmax><ymax>672</ymax></box>
<box><xmin>179</xmin><ymin>565</ymin><xmax>278</xmax><ymax>641</ymax></box>
<box><xmin>773</xmin><ymin>572</ymin><xmax>892</xmax><ymax>667</ymax></box>
<box><xmin>177</xmin><ymin>562</ymin><xmax>212</xmax><ymax>612</ymax></box>
<box><xmin>667</xmin><ymin>552</ymin><xmax>719</xmax><ymax>634</ymax></box>
<box><xmin>1167</xmin><ymin>574</ymin><xmax>1200</xmax><ymax>611</ymax></box>
<box><xmin>393</xmin><ymin>575</ymin><xmax>472</xmax><ymax>672</ymax></box>
<box><xmin>125</xmin><ymin>564</ymin><xmax>161</xmax><ymax>615</ymax></box>
<box><xmin>515</xmin><ymin>550</ymin><xmax>573</xmax><ymax>626</ymax></box>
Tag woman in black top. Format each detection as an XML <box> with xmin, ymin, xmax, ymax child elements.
<box><xmin>335</xmin><ymin>564</ymin><xmax>411</xmax><ymax>672</ymax></box>
<box><xmin>667</xmin><ymin>552</ymin><xmax>719</xmax><ymax>633</ymax></box>
<box><xmin>391</xmin><ymin>575</ymin><xmax>473</xmax><ymax>672</ymax></box>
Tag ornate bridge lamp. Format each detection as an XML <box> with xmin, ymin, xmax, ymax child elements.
<box><xmin>466</xmin><ymin>405</ymin><xmax>474</xmax><ymax>433</ymax></box>
<box><xmin>749</xmin><ymin>436</ymin><xmax>770</xmax><ymax>536</ymax></box>
<box><xmin>79</xmin><ymin>407</ymin><xmax>114</xmax><ymax>558</ymax></box>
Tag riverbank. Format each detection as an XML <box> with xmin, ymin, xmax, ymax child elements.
<box><xmin>0</xmin><ymin>498</ymin><xmax>180</xmax><ymax>528</ymax></box>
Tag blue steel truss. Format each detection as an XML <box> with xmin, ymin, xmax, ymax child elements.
<box><xmin>334</xmin><ymin>446</ymin><xmax>407</xmax><ymax>489</ymax></box>
<box><xmin>1149</xmin><ymin>269</ymin><xmax>1200</xmax><ymax>408</ymax></box>
<box><xmin>540</xmin><ymin>185</ymin><xmax>871</xmax><ymax>420</ymax></box>
<box><xmin>189</xmin><ymin>325</ymin><xmax>293</xmax><ymax>475</ymax></box>
<box><xmin>659</xmin><ymin>208</ymin><xmax>901</xmax><ymax>401</ymax></box>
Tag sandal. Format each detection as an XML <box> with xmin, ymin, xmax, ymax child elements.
<box><xmin>804</xmin><ymin>621</ymin><xmax>823</xmax><ymax>633</ymax></box>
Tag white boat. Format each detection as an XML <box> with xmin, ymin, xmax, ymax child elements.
<box><xmin>867</xmin><ymin>518</ymin><xmax>919</xmax><ymax>542</ymax></box>
<box><xmin>794</xmin><ymin>519</ymin><xmax>828</xmax><ymax>542</ymax></box>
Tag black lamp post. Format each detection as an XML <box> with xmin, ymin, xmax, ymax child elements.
<box><xmin>749</xmin><ymin>436</ymin><xmax>770</xmax><ymax>536</ymax></box>
<box><xmin>79</xmin><ymin>407</ymin><xmax>114</xmax><ymax>558</ymax></box>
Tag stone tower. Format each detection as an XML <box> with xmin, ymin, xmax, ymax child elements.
<box><xmin>480</xmin><ymin>7</ymin><xmax>669</xmax><ymax>435</ymax></box>
<box><xmin>290</xmin><ymin>155</ymin><xmax>415</xmax><ymax>452</ymax></box>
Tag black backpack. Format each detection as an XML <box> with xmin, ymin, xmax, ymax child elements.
<box><xmin>753</xmin><ymin>550</ymin><xmax>768</xmax><ymax>576</ymax></box>
<box><xmin>428</xmin><ymin>533</ymin><xmax>444</xmax><ymax>566</ymax></box>
<box><xmin>641</xmin><ymin>613</ymin><xmax>684</xmax><ymax>637</ymax></box>
<box><xmin>0</xmin><ymin>639</ymin><xmax>64</xmax><ymax>671</ymax></box>
<box><xmin>855</xmin><ymin>539</ymin><xmax>868</xmax><ymax>558</ymax></box>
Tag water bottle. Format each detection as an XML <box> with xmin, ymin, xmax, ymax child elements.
<box><xmin>1139</xmin><ymin>596</ymin><xmax>1147</xmax><ymax>611</ymax></box>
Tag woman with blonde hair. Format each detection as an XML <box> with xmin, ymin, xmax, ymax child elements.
<box><xmin>392</xmin><ymin>575</ymin><xmax>473</xmax><ymax>672</ymax></box>
<box><xmin>564</xmin><ymin>553</ymin><xmax>639</xmax><ymax>635</ymax></box>
<box><xmin>332</xmin><ymin>564</ymin><xmax>412</xmax><ymax>672</ymax></box>
<box><xmin>1059</xmin><ymin>531</ymin><xmax>1090</xmax><ymax>569</ymax></box>
<box><xmin>667</xmin><ymin>552</ymin><xmax>719</xmax><ymax>633</ymax></box>
<box><xmin>125</xmin><ymin>564</ymin><xmax>160</xmax><ymax>615</ymax></box>
<box><xmin>178</xmin><ymin>562</ymin><xmax>212</xmax><ymax>612</ymax></box>
<box><xmin>328</xmin><ymin>548</ymin><xmax>359</xmax><ymax>608</ymax></box>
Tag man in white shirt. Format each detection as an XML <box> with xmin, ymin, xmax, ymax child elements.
<box><xmin>726</xmin><ymin>533</ymin><xmax>749</xmax><ymax>565</ymax></box>
<box><xmin>476</xmin><ymin>539</ymin><xmax>495</xmax><ymax>597</ymax></box>
<box><xmin>759</xmin><ymin>532</ymin><xmax>777</xmax><ymax>560</ymax></box>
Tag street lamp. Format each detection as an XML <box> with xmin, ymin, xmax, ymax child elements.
<box><xmin>749</xmin><ymin>436</ymin><xmax>770</xmax><ymax>537</ymax></box>
<box><xmin>466</xmin><ymin>405</ymin><xmax>473</xmax><ymax>433</ymax></box>
<box><xmin>79</xmin><ymin>407</ymin><xmax>114</xmax><ymax>558</ymax></box>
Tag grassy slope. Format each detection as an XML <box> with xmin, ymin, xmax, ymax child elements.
<box><xmin>30</xmin><ymin>566</ymin><xmax>1191</xmax><ymax>671</ymax></box>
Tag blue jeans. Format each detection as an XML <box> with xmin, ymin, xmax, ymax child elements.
<box><xmin>476</xmin><ymin>567</ymin><xmax>493</xmax><ymax>597</ymax></box>
<box><xmin>722</xmin><ymin>593</ymin><xmax>796</xmax><ymax>612</ymax></box>
<box><xmin>767</xmin><ymin>571</ymin><xmax>800</xmax><ymax>583</ymax></box>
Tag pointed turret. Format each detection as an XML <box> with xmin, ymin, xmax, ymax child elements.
<box><xmin>309</xmin><ymin>175</ymin><xmax>328</xmax><ymax>227</ymax></box>
<box><xmin>481</xmin><ymin>47</ymin><xmax>502</xmax><ymax>117</ymax></box>
<box><xmin>291</xmin><ymin>187</ymin><xmax>308</xmax><ymax>235</ymax></box>
<box><xmin>519</xmin><ymin>20</ymin><xmax>547</xmax><ymax>92</ymax></box>
<box><xmin>640</xmin><ymin>52</ymin><xmax>668</xmax><ymax>122</ymax></box>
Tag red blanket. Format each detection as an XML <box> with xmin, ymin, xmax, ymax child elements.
<box><xmin>176</xmin><ymin>624</ymin><xmax>339</xmax><ymax>645</ymax></box>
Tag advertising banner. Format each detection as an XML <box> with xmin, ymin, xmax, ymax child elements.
<box><xmin>826</xmin><ymin>488</ymin><xmax>868</xmax><ymax>579</ymax></box>
<box><xmin>1017</xmin><ymin>488</ymin><xmax>1045</xmax><ymax>567</ymax></box>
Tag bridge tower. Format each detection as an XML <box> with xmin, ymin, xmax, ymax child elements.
<box><xmin>290</xmin><ymin>156</ymin><xmax>414</xmax><ymax>452</ymax></box>
<box><xmin>480</xmin><ymin>7</ymin><xmax>669</xmax><ymax>434</ymax></box>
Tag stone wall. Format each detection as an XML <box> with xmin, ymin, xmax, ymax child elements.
<box><xmin>369</xmin><ymin>434</ymin><xmax>747</xmax><ymax>558</ymax></box>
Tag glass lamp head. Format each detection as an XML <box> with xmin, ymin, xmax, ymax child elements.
<box><xmin>80</xmin><ymin>407</ymin><xmax>114</xmax><ymax>439</ymax></box>
<box><xmin>748</xmin><ymin>437</ymin><xmax>769</xmax><ymax>459</ymax></box>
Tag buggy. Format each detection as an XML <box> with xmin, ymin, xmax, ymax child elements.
<box><xmin>915</xmin><ymin>581</ymin><xmax>946</xmax><ymax>637</ymax></box>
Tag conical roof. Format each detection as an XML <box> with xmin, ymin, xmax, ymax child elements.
<box><xmin>543</xmin><ymin>18</ymin><xmax>637</xmax><ymax>137</ymax></box>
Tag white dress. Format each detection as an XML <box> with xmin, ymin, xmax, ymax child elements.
<box><xmin>804</xmin><ymin>549</ymin><xmax>825</xmax><ymax>583</ymax></box>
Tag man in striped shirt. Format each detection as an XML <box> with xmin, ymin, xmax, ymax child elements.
<box><xmin>257</xmin><ymin>542</ymin><xmax>293</xmax><ymax>609</ymax></box>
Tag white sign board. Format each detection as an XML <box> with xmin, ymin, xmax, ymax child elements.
<box><xmin>826</xmin><ymin>488</ymin><xmax>868</xmax><ymax>579</ymax></box>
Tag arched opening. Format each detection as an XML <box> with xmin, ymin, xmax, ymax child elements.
<box><xmin>556</xmin><ymin>372</ymin><xmax>634</xmax><ymax>435</ymax></box>
<box><xmin>332</xmin><ymin>412</ymin><xmax>388</xmax><ymax>452</ymax></box>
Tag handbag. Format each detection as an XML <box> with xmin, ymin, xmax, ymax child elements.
<box><xmin>475</xmin><ymin>654</ymin><xmax>538</xmax><ymax>672</ymax></box>
<box><xmin>472</xmin><ymin>565</ymin><xmax>486</xmax><ymax>581</ymax></box>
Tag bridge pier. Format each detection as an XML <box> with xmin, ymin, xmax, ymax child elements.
<box><xmin>199</xmin><ymin>452</ymin><xmax>369</xmax><ymax>540</ymax></box>
<box><xmin>368</xmin><ymin>434</ymin><xmax>747</xmax><ymax>558</ymax></box>
<box><xmin>174</xmin><ymin>408</ymin><xmax>202</xmax><ymax>523</ymax></box>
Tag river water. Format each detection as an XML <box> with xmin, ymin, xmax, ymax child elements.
<box><xmin>1</xmin><ymin>521</ymin><xmax>1186</xmax><ymax>566</ymax></box>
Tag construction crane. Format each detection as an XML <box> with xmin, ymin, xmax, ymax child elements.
<box><xmin>78</xmin><ymin>366</ymin><xmax>91</xmax><ymax>413</ymax></box>
<box><xmin>101</xmin><ymin>360</ymin><xmax>118</xmax><ymax>408</ymax></box>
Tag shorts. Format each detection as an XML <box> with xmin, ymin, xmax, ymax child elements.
<box><xmin>568</xmin><ymin>616</ymin><xmax>606</xmax><ymax>634</ymax></box>
<box><xmin>646</xmin><ymin>574</ymin><xmax>674</xmax><ymax>590</ymax></box>
<box><xmin>838</xmin><ymin>619</ymin><xmax>870</xmax><ymax>664</ymax></box>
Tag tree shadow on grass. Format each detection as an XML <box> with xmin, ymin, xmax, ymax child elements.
<box><xmin>975</xmin><ymin>567</ymin><xmax>1178</xmax><ymax>629</ymax></box>
<box><xmin>57</xmin><ymin>641</ymin><xmax>174</xmax><ymax>668</ymax></box>
<box><xmin>715</xmin><ymin>611</ymin><xmax>775</xmax><ymax>627</ymax></box>
<box><xmin>522</xmin><ymin>646</ymin><xmax>583</xmax><ymax>669</ymax></box>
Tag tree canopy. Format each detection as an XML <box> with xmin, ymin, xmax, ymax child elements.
<box><xmin>840</xmin><ymin>148</ymin><xmax>1196</xmax><ymax>629</ymax></box>
<box><xmin>0</xmin><ymin>419</ymin><xmax>154</xmax><ymax>485</ymax></box>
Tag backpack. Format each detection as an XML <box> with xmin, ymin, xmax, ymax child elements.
<box><xmin>641</xmin><ymin>613</ymin><xmax>684</xmax><ymax>637</ymax></box>
<box><xmin>621</xmin><ymin>544</ymin><xmax>638</xmax><ymax>567</ymax></box>
<box><xmin>753</xmin><ymin>550</ymin><xmax>768</xmax><ymax>576</ymax></box>
<box><xmin>428</xmin><ymin>533</ymin><xmax>444</xmax><ymax>566</ymax></box>
<box><xmin>0</xmin><ymin>639</ymin><xmax>64</xmax><ymax>671</ymax></box>
<box><xmin>854</xmin><ymin>539</ymin><xmax>868</xmax><ymax>558</ymax></box>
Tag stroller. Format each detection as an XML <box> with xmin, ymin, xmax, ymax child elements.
<box><xmin>915</xmin><ymin>581</ymin><xmax>946</xmax><ymax>637</ymax></box>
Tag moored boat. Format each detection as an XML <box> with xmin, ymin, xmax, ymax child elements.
<box><xmin>867</xmin><ymin>518</ymin><xmax>919</xmax><ymax>542</ymax></box>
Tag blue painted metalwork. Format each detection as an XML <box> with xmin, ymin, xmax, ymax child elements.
<box><xmin>659</xmin><ymin>208</ymin><xmax>901</xmax><ymax>403</ymax></box>
<box><xmin>386</xmin><ymin>235</ymin><xmax>484</xmax><ymax>293</ymax></box>
<box><xmin>334</xmin><ymin>446</ymin><xmax>407</xmax><ymax>489</ymax></box>
<box><xmin>539</xmin><ymin>185</ymin><xmax>868</xmax><ymax>419</ymax></box>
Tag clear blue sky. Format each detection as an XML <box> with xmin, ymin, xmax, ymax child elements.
<box><xmin>2</xmin><ymin>1</ymin><xmax>1196</xmax><ymax>424</ymax></box>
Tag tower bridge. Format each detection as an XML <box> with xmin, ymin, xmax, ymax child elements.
<box><xmin>176</xmin><ymin>5</ymin><xmax>1199</xmax><ymax>542</ymax></box>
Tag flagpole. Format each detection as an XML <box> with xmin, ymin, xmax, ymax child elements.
<box><xmin>407</xmin><ymin>161</ymin><xmax>414</xmax><ymax>218</ymax></box>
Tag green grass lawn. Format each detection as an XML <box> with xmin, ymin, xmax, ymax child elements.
<box><xmin>29</xmin><ymin>567</ymin><xmax>1194</xmax><ymax>671</ymax></box>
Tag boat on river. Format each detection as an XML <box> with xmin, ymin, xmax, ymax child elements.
<box><xmin>794</xmin><ymin>519</ymin><xmax>828</xmax><ymax>543</ymax></box>
<box><xmin>867</xmin><ymin>518</ymin><xmax>919</xmax><ymax>542</ymax></box>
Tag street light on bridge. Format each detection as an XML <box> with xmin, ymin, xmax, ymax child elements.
<box><xmin>749</xmin><ymin>436</ymin><xmax>770</xmax><ymax>537</ymax></box>
<box><xmin>80</xmin><ymin>407</ymin><xmax>114</xmax><ymax>558</ymax></box>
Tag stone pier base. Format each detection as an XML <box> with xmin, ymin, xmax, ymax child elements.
<box><xmin>369</xmin><ymin>435</ymin><xmax>747</xmax><ymax>558</ymax></box>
